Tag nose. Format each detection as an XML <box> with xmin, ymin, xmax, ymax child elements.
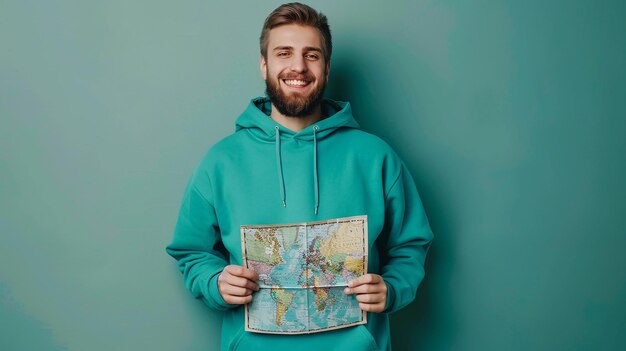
<box><xmin>289</xmin><ymin>54</ymin><xmax>307</xmax><ymax>73</ymax></box>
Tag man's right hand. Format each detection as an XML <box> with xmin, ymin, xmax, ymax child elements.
<box><xmin>217</xmin><ymin>265</ymin><xmax>260</xmax><ymax>305</ymax></box>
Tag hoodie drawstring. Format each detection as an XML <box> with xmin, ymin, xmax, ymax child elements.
<box><xmin>274</xmin><ymin>125</ymin><xmax>320</xmax><ymax>215</ymax></box>
<box><xmin>313</xmin><ymin>126</ymin><xmax>319</xmax><ymax>215</ymax></box>
<box><xmin>275</xmin><ymin>126</ymin><xmax>286</xmax><ymax>208</ymax></box>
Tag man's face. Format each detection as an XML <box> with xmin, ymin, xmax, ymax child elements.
<box><xmin>261</xmin><ymin>24</ymin><xmax>330</xmax><ymax>118</ymax></box>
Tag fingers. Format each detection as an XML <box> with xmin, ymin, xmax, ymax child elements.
<box><xmin>344</xmin><ymin>274</ymin><xmax>387</xmax><ymax>295</ymax></box>
<box><xmin>343</xmin><ymin>283</ymin><xmax>386</xmax><ymax>295</ymax></box>
<box><xmin>220</xmin><ymin>273</ymin><xmax>260</xmax><ymax>291</ymax></box>
<box><xmin>221</xmin><ymin>265</ymin><xmax>260</xmax><ymax>290</ymax></box>
<box><xmin>344</xmin><ymin>274</ymin><xmax>387</xmax><ymax>313</ymax></box>
<box><xmin>221</xmin><ymin>284</ymin><xmax>256</xmax><ymax>297</ymax></box>
<box><xmin>224</xmin><ymin>265</ymin><xmax>259</xmax><ymax>281</ymax></box>
<box><xmin>348</xmin><ymin>274</ymin><xmax>382</xmax><ymax>288</ymax></box>
<box><xmin>358</xmin><ymin>302</ymin><xmax>385</xmax><ymax>313</ymax></box>
<box><xmin>218</xmin><ymin>265</ymin><xmax>260</xmax><ymax>305</ymax></box>
<box><xmin>223</xmin><ymin>295</ymin><xmax>253</xmax><ymax>305</ymax></box>
<box><xmin>219</xmin><ymin>281</ymin><xmax>255</xmax><ymax>305</ymax></box>
<box><xmin>355</xmin><ymin>292</ymin><xmax>386</xmax><ymax>304</ymax></box>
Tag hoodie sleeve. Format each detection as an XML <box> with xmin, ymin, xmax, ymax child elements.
<box><xmin>379</xmin><ymin>162</ymin><xmax>434</xmax><ymax>314</ymax></box>
<box><xmin>165</xmin><ymin>173</ymin><xmax>234</xmax><ymax>311</ymax></box>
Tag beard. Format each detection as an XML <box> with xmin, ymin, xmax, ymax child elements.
<box><xmin>265</xmin><ymin>70</ymin><xmax>327</xmax><ymax>118</ymax></box>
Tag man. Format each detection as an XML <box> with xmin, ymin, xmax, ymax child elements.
<box><xmin>166</xmin><ymin>3</ymin><xmax>433</xmax><ymax>351</ymax></box>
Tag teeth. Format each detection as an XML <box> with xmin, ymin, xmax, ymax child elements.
<box><xmin>284</xmin><ymin>79</ymin><xmax>308</xmax><ymax>86</ymax></box>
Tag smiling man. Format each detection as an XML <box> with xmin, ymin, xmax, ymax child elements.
<box><xmin>262</xmin><ymin>22</ymin><xmax>329</xmax><ymax>132</ymax></box>
<box><xmin>166</xmin><ymin>3</ymin><xmax>433</xmax><ymax>351</ymax></box>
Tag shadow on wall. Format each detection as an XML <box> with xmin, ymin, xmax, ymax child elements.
<box><xmin>326</xmin><ymin>38</ymin><xmax>458</xmax><ymax>349</ymax></box>
<box><xmin>0</xmin><ymin>283</ymin><xmax>67</xmax><ymax>350</ymax></box>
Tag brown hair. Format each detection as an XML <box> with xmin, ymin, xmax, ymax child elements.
<box><xmin>260</xmin><ymin>2</ymin><xmax>332</xmax><ymax>63</ymax></box>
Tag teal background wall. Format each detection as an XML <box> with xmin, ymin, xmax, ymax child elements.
<box><xmin>1</xmin><ymin>0</ymin><xmax>624</xmax><ymax>350</ymax></box>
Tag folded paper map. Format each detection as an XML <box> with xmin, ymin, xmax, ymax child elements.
<box><xmin>241</xmin><ymin>215</ymin><xmax>368</xmax><ymax>334</ymax></box>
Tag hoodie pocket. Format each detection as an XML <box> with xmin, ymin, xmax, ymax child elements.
<box><xmin>230</xmin><ymin>325</ymin><xmax>378</xmax><ymax>351</ymax></box>
<box><xmin>228</xmin><ymin>328</ymin><xmax>246</xmax><ymax>351</ymax></box>
<box><xmin>355</xmin><ymin>325</ymin><xmax>379</xmax><ymax>351</ymax></box>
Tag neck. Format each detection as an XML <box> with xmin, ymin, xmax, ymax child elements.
<box><xmin>270</xmin><ymin>104</ymin><xmax>323</xmax><ymax>132</ymax></box>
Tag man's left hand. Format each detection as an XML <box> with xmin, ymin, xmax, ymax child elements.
<box><xmin>344</xmin><ymin>274</ymin><xmax>387</xmax><ymax>313</ymax></box>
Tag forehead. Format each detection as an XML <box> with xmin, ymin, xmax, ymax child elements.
<box><xmin>267</xmin><ymin>24</ymin><xmax>322</xmax><ymax>50</ymax></box>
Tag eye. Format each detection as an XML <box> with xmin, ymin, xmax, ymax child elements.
<box><xmin>305</xmin><ymin>53</ymin><xmax>320</xmax><ymax>60</ymax></box>
<box><xmin>277</xmin><ymin>51</ymin><xmax>290</xmax><ymax>58</ymax></box>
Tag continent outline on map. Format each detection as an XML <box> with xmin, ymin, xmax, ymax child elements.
<box><xmin>241</xmin><ymin>215</ymin><xmax>368</xmax><ymax>334</ymax></box>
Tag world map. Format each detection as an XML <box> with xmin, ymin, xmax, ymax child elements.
<box><xmin>241</xmin><ymin>215</ymin><xmax>368</xmax><ymax>334</ymax></box>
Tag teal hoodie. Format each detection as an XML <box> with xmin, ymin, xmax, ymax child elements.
<box><xmin>166</xmin><ymin>97</ymin><xmax>433</xmax><ymax>351</ymax></box>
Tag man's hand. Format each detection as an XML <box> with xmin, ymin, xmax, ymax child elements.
<box><xmin>217</xmin><ymin>265</ymin><xmax>260</xmax><ymax>305</ymax></box>
<box><xmin>344</xmin><ymin>274</ymin><xmax>387</xmax><ymax>313</ymax></box>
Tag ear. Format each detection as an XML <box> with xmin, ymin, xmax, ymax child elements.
<box><xmin>260</xmin><ymin>55</ymin><xmax>267</xmax><ymax>81</ymax></box>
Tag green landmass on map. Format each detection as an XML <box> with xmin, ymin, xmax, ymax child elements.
<box><xmin>242</xmin><ymin>216</ymin><xmax>368</xmax><ymax>334</ymax></box>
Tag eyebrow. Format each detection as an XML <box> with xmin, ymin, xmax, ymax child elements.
<box><xmin>272</xmin><ymin>46</ymin><xmax>323</xmax><ymax>53</ymax></box>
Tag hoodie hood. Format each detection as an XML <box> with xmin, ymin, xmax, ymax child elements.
<box><xmin>235</xmin><ymin>96</ymin><xmax>360</xmax><ymax>141</ymax></box>
<box><xmin>234</xmin><ymin>96</ymin><xmax>360</xmax><ymax>214</ymax></box>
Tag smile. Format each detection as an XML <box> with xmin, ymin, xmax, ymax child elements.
<box><xmin>282</xmin><ymin>79</ymin><xmax>311</xmax><ymax>87</ymax></box>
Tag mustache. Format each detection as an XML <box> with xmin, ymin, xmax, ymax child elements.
<box><xmin>279</xmin><ymin>73</ymin><xmax>315</xmax><ymax>81</ymax></box>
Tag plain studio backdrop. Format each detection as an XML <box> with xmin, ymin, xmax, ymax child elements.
<box><xmin>1</xmin><ymin>1</ymin><xmax>625</xmax><ymax>350</ymax></box>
